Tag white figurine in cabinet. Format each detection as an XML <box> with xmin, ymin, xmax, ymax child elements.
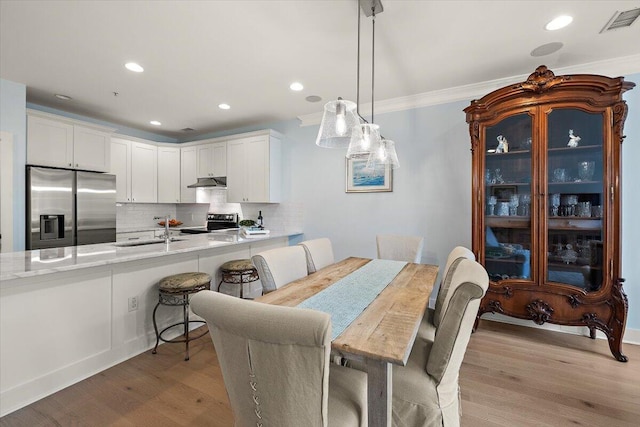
<box><xmin>496</xmin><ymin>135</ymin><xmax>509</xmax><ymax>153</ymax></box>
<box><xmin>567</xmin><ymin>129</ymin><xmax>581</xmax><ymax>147</ymax></box>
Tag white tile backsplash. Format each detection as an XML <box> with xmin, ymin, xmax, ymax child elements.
<box><xmin>116</xmin><ymin>189</ymin><xmax>303</xmax><ymax>234</ymax></box>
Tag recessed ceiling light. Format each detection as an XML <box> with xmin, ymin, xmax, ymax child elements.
<box><xmin>54</xmin><ymin>94</ymin><xmax>72</xmax><ymax>100</ymax></box>
<box><xmin>290</xmin><ymin>82</ymin><xmax>304</xmax><ymax>91</ymax></box>
<box><xmin>306</xmin><ymin>95</ymin><xmax>322</xmax><ymax>103</ymax></box>
<box><xmin>531</xmin><ymin>42</ymin><xmax>564</xmax><ymax>57</ymax></box>
<box><xmin>150</xmin><ymin>120</ymin><xmax>161</xmax><ymax>126</ymax></box>
<box><xmin>545</xmin><ymin>15</ymin><xmax>573</xmax><ymax>30</ymax></box>
<box><xmin>125</xmin><ymin>62</ymin><xmax>144</xmax><ymax>72</ymax></box>
<box><xmin>218</xmin><ymin>103</ymin><xmax>231</xmax><ymax>110</ymax></box>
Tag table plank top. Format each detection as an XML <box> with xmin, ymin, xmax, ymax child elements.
<box><xmin>257</xmin><ymin>257</ymin><xmax>438</xmax><ymax>365</ymax></box>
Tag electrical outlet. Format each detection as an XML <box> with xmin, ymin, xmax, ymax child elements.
<box><xmin>128</xmin><ymin>296</ymin><xmax>138</xmax><ymax>312</ymax></box>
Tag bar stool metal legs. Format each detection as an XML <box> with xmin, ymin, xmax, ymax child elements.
<box><xmin>152</xmin><ymin>272</ymin><xmax>211</xmax><ymax>361</ymax></box>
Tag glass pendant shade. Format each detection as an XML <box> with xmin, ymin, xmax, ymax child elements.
<box><xmin>316</xmin><ymin>99</ymin><xmax>360</xmax><ymax>148</ymax></box>
<box><xmin>366</xmin><ymin>139</ymin><xmax>400</xmax><ymax>169</ymax></box>
<box><xmin>346</xmin><ymin>123</ymin><xmax>381</xmax><ymax>158</ymax></box>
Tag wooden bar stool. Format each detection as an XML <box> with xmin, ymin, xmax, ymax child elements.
<box><xmin>218</xmin><ymin>259</ymin><xmax>261</xmax><ymax>299</ymax></box>
<box><xmin>152</xmin><ymin>272</ymin><xmax>211</xmax><ymax>361</ymax></box>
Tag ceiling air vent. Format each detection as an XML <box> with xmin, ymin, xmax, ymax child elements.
<box><xmin>600</xmin><ymin>8</ymin><xmax>640</xmax><ymax>32</ymax></box>
<box><xmin>181</xmin><ymin>127</ymin><xmax>195</xmax><ymax>132</ymax></box>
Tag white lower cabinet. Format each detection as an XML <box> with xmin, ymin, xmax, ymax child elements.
<box><xmin>226</xmin><ymin>132</ymin><xmax>282</xmax><ymax>203</ymax></box>
<box><xmin>157</xmin><ymin>146</ymin><xmax>180</xmax><ymax>203</ymax></box>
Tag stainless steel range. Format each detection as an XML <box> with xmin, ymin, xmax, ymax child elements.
<box><xmin>180</xmin><ymin>213</ymin><xmax>239</xmax><ymax>234</ymax></box>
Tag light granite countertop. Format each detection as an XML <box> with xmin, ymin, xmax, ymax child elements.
<box><xmin>1</xmin><ymin>231</ymin><xmax>302</xmax><ymax>282</ymax></box>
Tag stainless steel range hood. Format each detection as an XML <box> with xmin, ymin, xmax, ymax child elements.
<box><xmin>187</xmin><ymin>177</ymin><xmax>227</xmax><ymax>188</ymax></box>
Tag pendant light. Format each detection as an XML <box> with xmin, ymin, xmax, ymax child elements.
<box><xmin>316</xmin><ymin>97</ymin><xmax>359</xmax><ymax>148</ymax></box>
<box><xmin>316</xmin><ymin>0</ymin><xmax>399</xmax><ymax>170</ymax></box>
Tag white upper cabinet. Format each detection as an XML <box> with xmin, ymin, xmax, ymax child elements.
<box><xmin>73</xmin><ymin>126</ymin><xmax>111</xmax><ymax>171</ymax></box>
<box><xmin>27</xmin><ymin>111</ymin><xmax>113</xmax><ymax>172</ymax></box>
<box><xmin>180</xmin><ymin>146</ymin><xmax>198</xmax><ymax>203</ymax></box>
<box><xmin>130</xmin><ymin>141</ymin><xmax>158</xmax><ymax>203</ymax></box>
<box><xmin>197</xmin><ymin>141</ymin><xmax>227</xmax><ymax>178</ymax></box>
<box><xmin>111</xmin><ymin>137</ymin><xmax>158</xmax><ymax>203</ymax></box>
<box><xmin>110</xmin><ymin>138</ymin><xmax>132</xmax><ymax>202</ymax></box>
<box><xmin>226</xmin><ymin>132</ymin><xmax>281</xmax><ymax>203</ymax></box>
<box><xmin>157</xmin><ymin>146</ymin><xmax>180</xmax><ymax>203</ymax></box>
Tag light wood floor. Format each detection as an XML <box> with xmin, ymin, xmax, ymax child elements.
<box><xmin>2</xmin><ymin>320</ymin><xmax>639</xmax><ymax>426</ymax></box>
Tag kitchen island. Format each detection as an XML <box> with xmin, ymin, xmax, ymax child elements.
<box><xmin>0</xmin><ymin>231</ymin><xmax>302</xmax><ymax>416</ymax></box>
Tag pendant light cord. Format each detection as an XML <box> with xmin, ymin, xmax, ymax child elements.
<box><xmin>371</xmin><ymin>7</ymin><xmax>375</xmax><ymax>123</ymax></box>
<box><xmin>356</xmin><ymin>2</ymin><xmax>361</xmax><ymax>118</ymax></box>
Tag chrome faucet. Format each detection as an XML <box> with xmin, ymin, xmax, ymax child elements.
<box><xmin>153</xmin><ymin>215</ymin><xmax>171</xmax><ymax>243</ymax></box>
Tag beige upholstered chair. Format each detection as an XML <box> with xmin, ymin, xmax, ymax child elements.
<box><xmin>252</xmin><ymin>245</ymin><xmax>308</xmax><ymax>293</ymax></box>
<box><xmin>299</xmin><ymin>238</ymin><xmax>335</xmax><ymax>273</ymax></box>
<box><xmin>376</xmin><ymin>234</ymin><xmax>425</xmax><ymax>263</ymax></box>
<box><xmin>417</xmin><ymin>246</ymin><xmax>476</xmax><ymax>343</ymax></box>
<box><xmin>392</xmin><ymin>258</ymin><xmax>489</xmax><ymax>427</ymax></box>
<box><xmin>191</xmin><ymin>291</ymin><xmax>368</xmax><ymax>427</ymax></box>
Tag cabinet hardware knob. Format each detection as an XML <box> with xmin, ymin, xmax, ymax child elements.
<box><xmin>76</xmin><ymin>163</ymin><xmax>78</xmax><ymax>167</ymax></box>
<box><xmin>68</xmin><ymin>163</ymin><xmax>72</xmax><ymax>166</ymax></box>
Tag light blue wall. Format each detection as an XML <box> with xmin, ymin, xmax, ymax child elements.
<box><xmin>0</xmin><ymin>79</ymin><xmax>26</xmax><ymax>250</ymax></box>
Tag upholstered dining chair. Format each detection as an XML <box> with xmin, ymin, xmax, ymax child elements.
<box><xmin>376</xmin><ymin>234</ymin><xmax>425</xmax><ymax>263</ymax></box>
<box><xmin>417</xmin><ymin>246</ymin><xmax>476</xmax><ymax>343</ymax></box>
<box><xmin>190</xmin><ymin>291</ymin><xmax>368</xmax><ymax>427</ymax></box>
<box><xmin>299</xmin><ymin>238</ymin><xmax>335</xmax><ymax>274</ymax></box>
<box><xmin>252</xmin><ymin>245</ymin><xmax>308</xmax><ymax>293</ymax></box>
<box><xmin>392</xmin><ymin>258</ymin><xmax>489</xmax><ymax>427</ymax></box>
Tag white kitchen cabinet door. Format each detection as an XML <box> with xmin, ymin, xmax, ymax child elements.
<box><xmin>73</xmin><ymin>126</ymin><xmax>111</xmax><ymax>172</ymax></box>
<box><xmin>157</xmin><ymin>146</ymin><xmax>180</xmax><ymax>203</ymax></box>
<box><xmin>130</xmin><ymin>141</ymin><xmax>157</xmax><ymax>203</ymax></box>
<box><xmin>27</xmin><ymin>115</ymin><xmax>74</xmax><ymax>168</ymax></box>
<box><xmin>110</xmin><ymin>138</ymin><xmax>131</xmax><ymax>202</ymax></box>
<box><xmin>226</xmin><ymin>139</ymin><xmax>246</xmax><ymax>202</ymax></box>
<box><xmin>226</xmin><ymin>133</ymin><xmax>281</xmax><ymax>203</ymax></box>
<box><xmin>181</xmin><ymin>146</ymin><xmax>197</xmax><ymax>203</ymax></box>
<box><xmin>197</xmin><ymin>141</ymin><xmax>227</xmax><ymax>178</ymax></box>
<box><xmin>212</xmin><ymin>141</ymin><xmax>227</xmax><ymax>176</ymax></box>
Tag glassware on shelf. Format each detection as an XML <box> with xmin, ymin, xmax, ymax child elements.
<box><xmin>577</xmin><ymin>201</ymin><xmax>591</xmax><ymax>217</ymax></box>
<box><xmin>509</xmin><ymin>194</ymin><xmax>519</xmax><ymax>216</ymax></box>
<box><xmin>494</xmin><ymin>168</ymin><xmax>505</xmax><ymax>184</ymax></box>
<box><xmin>520</xmin><ymin>194</ymin><xmax>531</xmax><ymax>216</ymax></box>
<box><xmin>550</xmin><ymin>193</ymin><xmax>560</xmax><ymax>216</ymax></box>
<box><xmin>497</xmin><ymin>201</ymin><xmax>510</xmax><ymax>216</ymax></box>
<box><xmin>559</xmin><ymin>244</ymin><xmax>578</xmax><ymax>264</ymax></box>
<box><xmin>591</xmin><ymin>205</ymin><xmax>603</xmax><ymax>218</ymax></box>
<box><xmin>485</xmin><ymin>169</ymin><xmax>494</xmax><ymax>184</ymax></box>
<box><xmin>578</xmin><ymin>161</ymin><xmax>595</xmax><ymax>181</ymax></box>
<box><xmin>552</xmin><ymin>168</ymin><xmax>568</xmax><ymax>182</ymax></box>
<box><xmin>560</xmin><ymin>194</ymin><xmax>578</xmax><ymax>216</ymax></box>
<box><xmin>487</xmin><ymin>195</ymin><xmax>497</xmax><ymax>215</ymax></box>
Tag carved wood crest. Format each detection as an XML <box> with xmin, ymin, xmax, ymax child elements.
<box><xmin>519</xmin><ymin>65</ymin><xmax>565</xmax><ymax>93</ymax></box>
<box><xmin>526</xmin><ymin>299</ymin><xmax>554</xmax><ymax>325</ymax></box>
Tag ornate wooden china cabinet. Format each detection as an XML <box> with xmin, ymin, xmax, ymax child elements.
<box><xmin>465</xmin><ymin>66</ymin><xmax>634</xmax><ymax>361</ymax></box>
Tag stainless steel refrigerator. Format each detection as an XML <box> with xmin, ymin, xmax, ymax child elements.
<box><xmin>26</xmin><ymin>166</ymin><xmax>116</xmax><ymax>249</ymax></box>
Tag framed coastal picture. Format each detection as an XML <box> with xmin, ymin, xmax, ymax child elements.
<box><xmin>345</xmin><ymin>158</ymin><xmax>392</xmax><ymax>193</ymax></box>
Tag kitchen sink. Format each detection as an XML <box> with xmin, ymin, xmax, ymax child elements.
<box><xmin>114</xmin><ymin>238</ymin><xmax>185</xmax><ymax>247</ymax></box>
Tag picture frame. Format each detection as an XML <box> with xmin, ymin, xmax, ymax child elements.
<box><xmin>345</xmin><ymin>158</ymin><xmax>392</xmax><ymax>193</ymax></box>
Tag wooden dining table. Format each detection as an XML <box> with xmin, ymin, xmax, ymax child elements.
<box><xmin>257</xmin><ymin>257</ymin><xmax>438</xmax><ymax>427</ymax></box>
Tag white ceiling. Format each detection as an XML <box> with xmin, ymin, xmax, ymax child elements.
<box><xmin>1</xmin><ymin>0</ymin><xmax>639</xmax><ymax>141</ymax></box>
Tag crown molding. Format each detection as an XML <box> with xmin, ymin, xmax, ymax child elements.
<box><xmin>297</xmin><ymin>54</ymin><xmax>640</xmax><ymax>127</ymax></box>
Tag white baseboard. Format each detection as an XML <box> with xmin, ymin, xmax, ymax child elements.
<box><xmin>481</xmin><ymin>313</ymin><xmax>640</xmax><ymax>345</ymax></box>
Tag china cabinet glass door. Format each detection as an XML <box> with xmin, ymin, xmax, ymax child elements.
<box><xmin>483</xmin><ymin>113</ymin><xmax>533</xmax><ymax>282</ymax></box>
<box><xmin>545</xmin><ymin>109</ymin><xmax>604</xmax><ymax>291</ymax></box>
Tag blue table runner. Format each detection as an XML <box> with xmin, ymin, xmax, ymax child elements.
<box><xmin>297</xmin><ymin>259</ymin><xmax>407</xmax><ymax>339</ymax></box>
